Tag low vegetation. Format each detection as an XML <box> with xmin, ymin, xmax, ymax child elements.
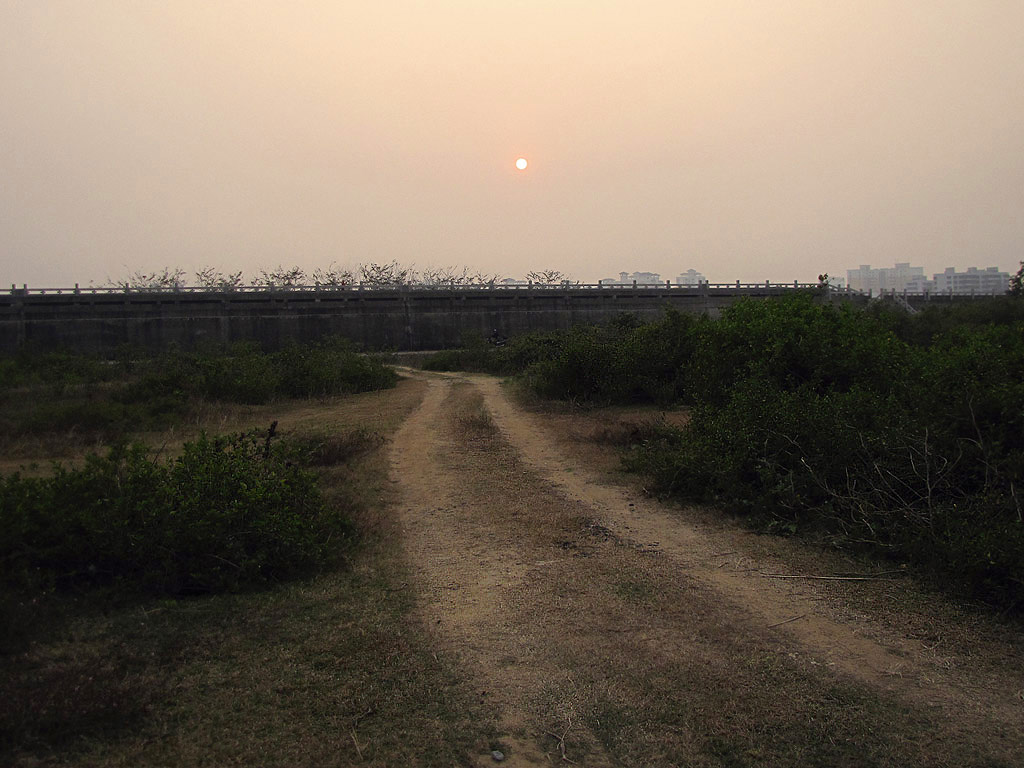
<box><xmin>0</xmin><ymin>337</ymin><xmax>397</xmax><ymax>452</ymax></box>
<box><xmin>424</xmin><ymin>294</ymin><xmax>1024</xmax><ymax>610</ymax></box>
<box><xmin>1</xmin><ymin>370</ymin><xmax>497</xmax><ymax>765</ymax></box>
<box><xmin>1</xmin><ymin>427</ymin><xmax>346</xmax><ymax>601</ymax></box>
<box><xmin>0</xmin><ymin>339</ymin><xmax>503</xmax><ymax>765</ymax></box>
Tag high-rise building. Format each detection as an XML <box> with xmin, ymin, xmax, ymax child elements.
<box><xmin>847</xmin><ymin>263</ymin><xmax>925</xmax><ymax>294</ymax></box>
<box><xmin>933</xmin><ymin>267</ymin><xmax>1009</xmax><ymax>295</ymax></box>
<box><xmin>856</xmin><ymin>264</ymin><xmax>1010</xmax><ymax>294</ymax></box>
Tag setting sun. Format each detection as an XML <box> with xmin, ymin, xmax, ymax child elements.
<box><xmin>515</xmin><ymin>157</ymin><xmax>528</xmax><ymax>170</ymax></box>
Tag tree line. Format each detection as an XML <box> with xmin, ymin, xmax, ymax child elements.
<box><xmin>109</xmin><ymin>263</ymin><xmax>574</xmax><ymax>290</ymax></box>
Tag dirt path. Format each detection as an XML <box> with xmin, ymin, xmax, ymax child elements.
<box><xmin>389</xmin><ymin>370</ymin><xmax>1024</xmax><ymax>767</ymax></box>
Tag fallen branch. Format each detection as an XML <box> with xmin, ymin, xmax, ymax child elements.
<box><xmin>759</xmin><ymin>572</ymin><xmax>900</xmax><ymax>581</ymax></box>
<box><xmin>545</xmin><ymin>717</ymin><xmax>577</xmax><ymax>764</ymax></box>
<box><xmin>767</xmin><ymin>614</ymin><xmax>806</xmax><ymax>629</ymax></box>
<box><xmin>350</xmin><ymin>729</ymin><xmax>362</xmax><ymax>760</ymax></box>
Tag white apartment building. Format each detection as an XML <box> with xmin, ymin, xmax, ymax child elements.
<box><xmin>623</xmin><ymin>271</ymin><xmax>662</xmax><ymax>284</ymax></box>
<box><xmin>847</xmin><ymin>263</ymin><xmax>925</xmax><ymax>294</ymax></box>
<box><xmin>675</xmin><ymin>269</ymin><xmax>707</xmax><ymax>285</ymax></box>
<box><xmin>866</xmin><ymin>265</ymin><xmax>1010</xmax><ymax>295</ymax></box>
<box><xmin>933</xmin><ymin>267</ymin><xmax>1009</xmax><ymax>295</ymax></box>
<box><xmin>599</xmin><ymin>271</ymin><xmax>663</xmax><ymax>285</ymax></box>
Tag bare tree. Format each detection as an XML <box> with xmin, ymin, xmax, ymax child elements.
<box><xmin>255</xmin><ymin>265</ymin><xmax>307</xmax><ymax>288</ymax></box>
<box><xmin>526</xmin><ymin>269</ymin><xmax>574</xmax><ymax>285</ymax></box>
<box><xmin>112</xmin><ymin>267</ymin><xmax>187</xmax><ymax>291</ymax></box>
<box><xmin>464</xmin><ymin>269</ymin><xmax>502</xmax><ymax>285</ymax></box>
<box><xmin>312</xmin><ymin>262</ymin><xmax>355</xmax><ymax>286</ymax></box>
<box><xmin>359</xmin><ymin>260</ymin><xmax>415</xmax><ymax>287</ymax></box>
<box><xmin>420</xmin><ymin>265</ymin><xmax>502</xmax><ymax>286</ymax></box>
<box><xmin>195</xmin><ymin>267</ymin><xmax>244</xmax><ymax>291</ymax></box>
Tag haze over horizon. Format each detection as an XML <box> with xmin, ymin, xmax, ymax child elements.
<box><xmin>2</xmin><ymin>1</ymin><xmax>1022</xmax><ymax>287</ymax></box>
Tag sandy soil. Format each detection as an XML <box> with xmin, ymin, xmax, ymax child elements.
<box><xmin>389</xmin><ymin>369</ymin><xmax>1024</xmax><ymax>767</ymax></box>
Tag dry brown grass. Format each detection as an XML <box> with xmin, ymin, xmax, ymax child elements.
<box><xmin>457</xmin><ymin>380</ymin><xmax>1024</xmax><ymax>766</ymax></box>
<box><xmin>7</xmin><ymin>370</ymin><xmax>1023</xmax><ymax>767</ymax></box>
<box><xmin>1</xmin><ymin>376</ymin><xmax>498</xmax><ymax>767</ymax></box>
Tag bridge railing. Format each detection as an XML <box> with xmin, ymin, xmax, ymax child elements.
<box><xmin>5</xmin><ymin>281</ymin><xmax>1010</xmax><ymax>298</ymax></box>
<box><xmin>3</xmin><ymin>280</ymin><xmax>861</xmax><ymax>296</ymax></box>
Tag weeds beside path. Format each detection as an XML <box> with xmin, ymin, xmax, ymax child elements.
<box><xmin>1</xmin><ymin>379</ymin><xmax>497</xmax><ymax>767</ymax></box>
<box><xmin>391</xmin><ymin>368</ymin><xmax>1024</xmax><ymax>767</ymax></box>
<box><xmin>7</xmin><ymin>367</ymin><xmax>1023</xmax><ymax>766</ymax></box>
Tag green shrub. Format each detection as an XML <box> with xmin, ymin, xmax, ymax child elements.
<box><xmin>617</xmin><ymin>299</ymin><xmax>1024</xmax><ymax>608</ymax></box>
<box><xmin>427</xmin><ymin>294</ymin><xmax>1024</xmax><ymax>608</ymax></box>
<box><xmin>0</xmin><ymin>429</ymin><xmax>352</xmax><ymax>597</ymax></box>
<box><xmin>511</xmin><ymin>314</ymin><xmax>696</xmax><ymax>406</ymax></box>
<box><xmin>274</xmin><ymin>337</ymin><xmax>398</xmax><ymax>397</ymax></box>
<box><xmin>421</xmin><ymin>347</ymin><xmax>501</xmax><ymax>373</ymax></box>
<box><xmin>2</xmin><ymin>338</ymin><xmax>399</xmax><ymax>439</ymax></box>
<box><xmin>0</xmin><ymin>349</ymin><xmax>115</xmax><ymax>393</ymax></box>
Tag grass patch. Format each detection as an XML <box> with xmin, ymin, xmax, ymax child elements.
<box><xmin>1</xmin><ymin>377</ymin><xmax>497</xmax><ymax>766</ymax></box>
<box><xmin>458</xmin><ymin>404</ymin><xmax>497</xmax><ymax>435</ymax></box>
<box><xmin>1</xmin><ymin>552</ymin><xmax>496</xmax><ymax>767</ymax></box>
<box><xmin>0</xmin><ymin>338</ymin><xmax>397</xmax><ymax>456</ymax></box>
<box><xmin>612</xmin><ymin>580</ymin><xmax>654</xmax><ymax>603</ymax></box>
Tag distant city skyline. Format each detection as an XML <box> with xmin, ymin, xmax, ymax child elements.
<box><xmin>5</xmin><ymin>258</ymin><xmax>1019</xmax><ymax>290</ymax></box>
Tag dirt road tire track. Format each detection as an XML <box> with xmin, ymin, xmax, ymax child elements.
<box><xmin>390</xmin><ymin>369</ymin><xmax>1024</xmax><ymax>766</ymax></box>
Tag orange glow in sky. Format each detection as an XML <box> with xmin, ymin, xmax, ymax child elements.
<box><xmin>1</xmin><ymin>1</ymin><xmax>1022</xmax><ymax>285</ymax></box>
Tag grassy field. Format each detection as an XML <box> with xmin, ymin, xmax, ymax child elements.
<box><xmin>0</xmin><ymin>377</ymin><xmax>498</xmax><ymax>767</ymax></box>
<box><xmin>5</xmin><ymin>337</ymin><xmax>1023</xmax><ymax>767</ymax></box>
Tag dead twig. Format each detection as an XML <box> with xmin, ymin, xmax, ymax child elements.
<box><xmin>353</xmin><ymin>707</ymin><xmax>375</xmax><ymax>726</ymax></box>
<box><xmin>263</xmin><ymin>420</ymin><xmax>278</xmax><ymax>458</ymax></box>
<box><xmin>207</xmin><ymin>553</ymin><xmax>242</xmax><ymax>570</ymax></box>
<box><xmin>350</xmin><ymin>729</ymin><xmax>363</xmax><ymax>760</ymax></box>
<box><xmin>759</xmin><ymin>572</ymin><xmax>900</xmax><ymax>581</ymax></box>
<box><xmin>545</xmin><ymin>717</ymin><xmax>577</xmax><ymax>764</ymax></box>
<box><xmin>767</xmin><ymin>614</ymin><xmax>807</xmax><ymax>629</ymax></box>
<box><xmin>349</xmin><ymin>708</ymin><xmax>373</xmax><ymax>761</ymax></box>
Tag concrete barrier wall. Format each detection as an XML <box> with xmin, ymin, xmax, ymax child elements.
<box><xmin>0</xmin><ymin>286</ymin><xmax>844</xmax><ymax>354</ymax></box>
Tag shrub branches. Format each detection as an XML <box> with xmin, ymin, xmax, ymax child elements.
<box><xmin>425</xmin><ymin>294</ymin><xmax>1024</xmax><ymax>608</ymax></box>
<box><xmin>0</xmin><ymin>428</ymin><xmax>352</xmax><ymax>597</ymax></box>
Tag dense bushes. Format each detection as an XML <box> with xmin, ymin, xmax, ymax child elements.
<box><xmin>428</xmin><ymin>294</ymin><xmax>1024</xmax><ymax>609</ymax></box>
<box><xmin>423</xmin><ymin>315</ymin><xmax>697</xmax><ymax>405</ymax></box>
<box><xmin>639</xmin><ymin>296</ymin><xmax>1024</xmax><ymax>608</ymax></box>
<box><xmin>0</xmin><ymin>338</ymin><xmax>397</xmax><ymax>441</ymax></box>
<box><xmin>1</xmin><ymin>428</ymin><xmax>351</xmax><ymax>597</ymax></box>
<box><xmin>121</xmin><ymin>337</ymin><xmax>398</xmax><ymax>406</ymax></box>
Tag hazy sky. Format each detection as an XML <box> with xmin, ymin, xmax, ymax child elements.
<box><xmin>2</xmin><ymin>1</ymin><xmax>1022</xmax><ymax>286</ymax></box>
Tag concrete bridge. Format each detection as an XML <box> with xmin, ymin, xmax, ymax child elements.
<box><xmin>0</xmin><ymin>282</ymin><xmax>858</xmax><ymax>355</ymax></box>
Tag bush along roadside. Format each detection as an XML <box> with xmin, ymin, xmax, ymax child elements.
<box><xmin>425</xmin><ymin>294</ymin><xmax>1024</xmax><ymax>610</ymax></box>
<box><xmin>0</xmin><ymin>337</ymin><xmax>398</xmax><ymax>445</ymax></box>
<box><xmin>0</xmin><ymin>425</ymin><xmax>354</xmax><ymax>598</ymax></box>
<box><xmin>622</xmin><ymin>297</ymin><xmax>1024</xmax><ymax>610</ymax></box>
<box><xmin>119</xmin><ymin>336</ymin><xmax>399</xmax><ymax>406</ymax></box>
